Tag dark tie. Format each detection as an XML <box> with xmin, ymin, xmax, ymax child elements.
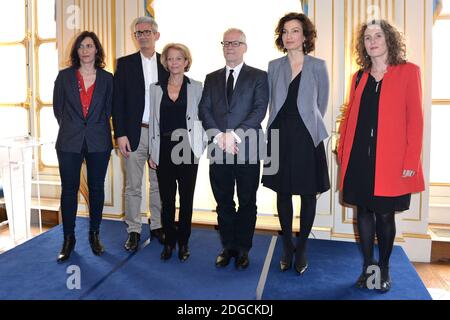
<box><xmin>227</xmin><ymin>69</ymin><xmax>234</xmax><ymax>103</ymax></box>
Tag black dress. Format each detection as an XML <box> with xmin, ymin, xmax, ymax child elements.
<box><xmin>262</xmin><ymin>72</ymin><xmax>330</xmax><ymax>195</ymax></box>
<box><xmin>343</xmin><ymin>74</ymin><xmax>411</xmax><ymax>214</ymax></box>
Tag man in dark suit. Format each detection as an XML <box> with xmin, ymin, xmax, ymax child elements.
<box><xmin>112</xmin><ymin>16</ymin><xmax>168</xmax><ymax>251</ymax></box>
<box><xmin>198</xmin><ymin>28</ymin><xmax>269</xmax><ymax>270</ymax></box>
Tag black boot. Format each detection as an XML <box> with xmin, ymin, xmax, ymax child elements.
<box><xmin>57</xmin><ymin>234</ymin><xmax>76</xmax><ymax>263</ymax></box>
<box><xmin>89</xmin><ymin>231</ymin><xmax>105</xmax><ymax>256</ymax></box>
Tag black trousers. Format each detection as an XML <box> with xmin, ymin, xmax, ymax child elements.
<box><xmin>57</xmin><ymin>141</ymin><xmax>110</xmax><ymax>236</ymax></box>
<box><xmin>156</xmin><ymin>136</ymin><xmax>198</xmax><ymax>247</ymax></box>
<box><xmin>209</xmin><ymin>162</ymin><xmax>260</xmax><ymax>252</ymax></box>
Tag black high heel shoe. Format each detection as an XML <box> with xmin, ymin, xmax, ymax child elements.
<box><xmin>160</xmin><ymin>245</ymin><xmax>174</xmax><ymax>260</ymax></box>
<box><xmin>294</xmin><ymin>250</ymin><xmax>308</xmax><ymax>275</ymax></box>
<box><xmin>356</xmin><ymin>271</ymin><xmax>369</xmax><ymax>288</ymax></box>
<box><xmin>178</xmin><ymin>244</ymin><xmax>190</xmax><ymax>262</ymax></box>
<box><xmin>279</xmin><ymin>249</ymin><xmax>294</xmax><ymax>272</ymax></box>
<box><xmin>294</xmin><ymin>262</ymin><xmax>308</xmax><ymax>275</ymax></box>
<box><xmin>355</xmin><ymin>262</ymin><xmax>378</xmax><ymax>289</ymax></box>
<box><xmin>378</xmin><ymin>267</ymin><xmax>392</xmax><ymax>293</ymax></box>
<box><xmin>57</xmin><ymin>234</ymin><xmax>76</xmax><ymax>263</ymax></box>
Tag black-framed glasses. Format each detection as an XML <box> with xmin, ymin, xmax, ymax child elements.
<box><xmin>134</xmin><ymin>30</ymin><xmax>155</xmax><ymax>38</ymax></box>
<box><xmin>221</xmin><ymin>41</ymin><xmax>246</xmax><ymax>47</ymax></box>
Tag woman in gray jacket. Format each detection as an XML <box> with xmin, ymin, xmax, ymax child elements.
<box><xmin>262</xmin><ymin>12</ymin><xmax>330</xmax><ymax>274</ymax></box>
<box><xmin>148</xmin><ymin>43</ymin><xmax>205</xmax><ymax>262</ymax></box>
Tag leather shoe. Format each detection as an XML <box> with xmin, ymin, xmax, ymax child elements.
<box><xmin>215</xmin><ymin>249</ymin><xmax>233</xmax><ymax>267</ymax></box>
<box><xmin>235</xmin><ymin>251</ymin><xmax>249</xmax><ymax>270</ymax></box>
<box><xmin>151</xmin><ymin>228</ymin><xmax>165</xmax><ymax>244</ymax></box>
<box><xmin>89</xmin><ymin>231</ymin><xmax>105</xmax><ymax>256</ymax></box>
<box><xmin>161</xmin><ymin>244</ymin><xmax>174</xmax><ymax>260</ymax></box>
<box><xmin>124</xmin><ymin>232</ymin><xmax>140</xmax><ymax>251</ymax></box>
<box><xmin>57</xmin><ymin>234</ymin><xmax>76</xmax><ymax>263</ymax></box>
<box><xmin>178</xmin><ymin>244</ymin><xmax>190</xmax><ymax>262</ymax></box>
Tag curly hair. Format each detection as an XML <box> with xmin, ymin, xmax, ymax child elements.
<box><xmin>275</xmin><ymin>12</ymin><xmax>317</xmax><ymax>54</ymax></box>
<box><xmin>69</xmin><ymin>31</ymin><xmax>106</xmax><ymax>69</ymax></box>
<box><xmin>355</xmin><ymin>20</ymin><xmax>406</xmax><ymax>70</ymax></box>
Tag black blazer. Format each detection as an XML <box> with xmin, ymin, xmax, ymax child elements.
<box><xmin>198</xmin><ymin>64</ymin><xmax>269</xmax><ymax>162</ymax></box>
<box><xmin>53</xmin><ymin>67</ymin><xmax>113</xmax><ymax>153</ymax></box>
<box><xmin>112</xmin><ymin>51</ymin><xmax>169</xmax><ymax>151</ymax></box>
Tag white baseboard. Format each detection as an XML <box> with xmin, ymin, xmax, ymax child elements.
<box><xmin>429</xmin><ymin>204</ymin><xmax>450</xmax><ymax>224</ymax></box>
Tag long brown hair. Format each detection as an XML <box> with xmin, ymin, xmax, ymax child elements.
<box><xmin>355</xmin><ymin>19</ymin><xmax>406</xmax><ymax>70</ymax></box>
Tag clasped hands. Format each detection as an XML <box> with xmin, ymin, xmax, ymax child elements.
<box><xmin>216</xmin><ymin>132</ymin><xmax>239</xmax><ymax>155</ymax></box>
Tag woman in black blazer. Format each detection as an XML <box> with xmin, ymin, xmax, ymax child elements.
<box><xmin>53</xmin><ymin>31</ymin><xmax>113</xmax><ymax>263</ymax></box>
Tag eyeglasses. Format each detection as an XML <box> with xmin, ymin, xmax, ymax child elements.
<box><xmin>221</xmin><ymin>41</ymin><xmax>246</xmax><ymax>48</ymax></box>
<box><xmin>134</xmin><ymin>30</ymin><xmax>156</xmax><ymax>38</ymax></box>
<box><xmin>78</xmin><ymin>43</ymin><xmax>95</xmax><ymax>50</ymax></box>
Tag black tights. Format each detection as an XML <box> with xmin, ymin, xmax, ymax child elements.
<box><xmin>356</xmin><ymin>206</ymin><xmax>396</xmax><ymax>271</ymax></box>
<box><xmin>277</xmin><ymin>193</ymin><xmax>317</xmax><ymax>266</ymax></box>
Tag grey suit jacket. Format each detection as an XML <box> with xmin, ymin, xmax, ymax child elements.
<box><xmin>148</xmin><ymin>78</ymin><xmax>206</xmax><ymax>165</ymax></box>
<box><xmin>266</xmin><ymin>55</ymin><xmax>329</xmax><ymax>147</ymax></box>
<box><xmin>53</xmin><ymin>67</ymin><xmax>113</xmax><ymax>153</ymax></box>
<box><xmin>198</xmin><ymin>64</ymin><xmax>269</xmax><ymax>162</ymax></box>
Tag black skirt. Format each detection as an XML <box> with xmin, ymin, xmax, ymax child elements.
<box><xmin>262</xmin><ymin>72</ymin><xmax>330</xmax><ymax>195</ymax></box>
<box><xmin>343</xmin><ymin>74</ymin><xmax>411</xmax><ymax>214</ymax></box>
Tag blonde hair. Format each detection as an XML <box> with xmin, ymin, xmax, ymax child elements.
<box><xmin>160</xmin><ymin>43</ymin><xmax>192</xmax><ymax>72</ymax></box>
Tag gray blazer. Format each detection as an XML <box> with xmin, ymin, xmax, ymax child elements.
<box><xmin>148</xmin><ymin>78</ymin><xmax>206</xmax><ymax>165</ymax></box>
<box><xmin>266</xmin><ymin>55</ymin><xmax>329</xmax><ymax>147</ymax></box>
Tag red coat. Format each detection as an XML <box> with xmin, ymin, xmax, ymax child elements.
<box><xmin>338</xmin><ymin>62</ymin><xmax>425</xmax><ymax>197</ymax></box>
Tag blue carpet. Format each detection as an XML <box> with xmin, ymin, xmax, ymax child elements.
<box><xmin>0</xmin><ymin>218</ymin><xmax>431</xmax><ymax>300</ymax></box>
<box><xmin>0</xmin><ymin>217</ymin><xmax>149</xmax><ymax>300</ymax></box>
<box><xmin>82</xmin><ymin>228</ymin><xmax>272</xmax><ymax>300</ymax></box>
<box><xmin>261</xmin><ymin>238</ymin><xmax>432</xmax><ymax>300</ymax></box>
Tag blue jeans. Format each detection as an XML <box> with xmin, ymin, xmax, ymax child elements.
<box><xmin>57</xmin><ymin>142</ymin><xmax>111</xmax><ymax>236</ymax></box>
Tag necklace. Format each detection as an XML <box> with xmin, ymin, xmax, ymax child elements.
<box><xmin>371</xmin><ymin>67</ymin><xmax>386</xmax><ymax>93</ymax></box>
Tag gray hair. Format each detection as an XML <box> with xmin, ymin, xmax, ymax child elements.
<box><xmin>134</xmin><ymin>16</ymin><xmax>158</xmax><ymax>31</ymax></box>
<box><xmin>223</xmin><ymin>28</ymin><xmax>246</xmax><ymax>43</ymax></box>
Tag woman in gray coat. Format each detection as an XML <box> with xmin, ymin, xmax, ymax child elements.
<box><xmin>262</xmin><ymin>12</ymin><xmax>330</xmax><ymax>274</ymax></box>
<box><xmin>148</xmin><ymin>43</ymin><xmax>205</xmax><ymax>262</ymax></box>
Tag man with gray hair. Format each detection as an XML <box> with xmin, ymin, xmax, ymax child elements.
<box><xmin>112</xmin><ymin>16</ymin><xmax>169</xmax><ymax>251</ymax></box>
<box><xmin>199</xmin><ymin>28</ymin><xmax>269</xmax><ymax>270</ymax></box>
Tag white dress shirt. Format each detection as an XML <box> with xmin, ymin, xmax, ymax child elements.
<box><xmin>225</xmin><ymin>61</ymin><xmax>244</xmax><ymax>89</ymax></box>
<box><xmin>213</xmin><ymin>61</ymin><xmax>245</xmax><ymax>144</ymax></box>
<box><xmin>141</xmin><ymin>52</ymin><xmax>158</xmax><ymax>124</ymax></box>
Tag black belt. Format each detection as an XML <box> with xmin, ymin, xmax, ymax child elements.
<box><xmin>141</xmin><ymin>123</ymin><xmax>149</xmax><ymax>128</ymax></box>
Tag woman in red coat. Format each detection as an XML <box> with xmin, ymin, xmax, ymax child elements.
<box><xmin>337</xmin><ymin>20</ymin><xmax>425</xmax><ymax>293</ymax></box>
